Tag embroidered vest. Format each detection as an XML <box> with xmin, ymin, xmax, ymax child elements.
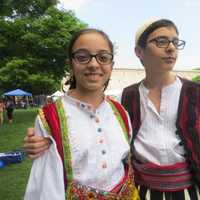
<box><xmin>121</xmin><ymin>79</ymin><xmax>200</xmax><ymax>186</ymax></box>
<box><xmin>39</xmin><ymin>97</ymin><xmax>140</xmax><ymax>199</ymax></box>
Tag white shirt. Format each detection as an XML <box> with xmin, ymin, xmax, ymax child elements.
<box><xmin>134</xmin><ymin>77</ymin><xmax>186</xmax><ymax>165</ymax></box>
<box><xmin>25</xmin><ymin>94</ymin><xmax>131</xmax><ymax>200</ymax></box>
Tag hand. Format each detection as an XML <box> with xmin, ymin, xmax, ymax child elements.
<box><xmin>23</xmin><ymin>127</ymin><xmax>51</xmax><ymax>160</ymax></box>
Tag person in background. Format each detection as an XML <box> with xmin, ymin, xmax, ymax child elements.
<box><xmin>24</xmin><ymin>28</ymin><xmax>140</xmax><ymax>200</ymax></box>
<box><xmin>5</xmin><ymin>97</ymin><xmax>15</xmax><ymax>123</ymax></box>
<box><xmin>0</xmin><ymin>98</ymin><xmax>5</xmax><ymax>126</ymax></box>
<box><xmin>45</xmin><ymin>96</ymin><xmax>53</xmax><ymax>104</ymax></box>
<box><xmin>121</xmin><ymin>18</ymin><xmax>200</xmax><ymax>200</ymax></box>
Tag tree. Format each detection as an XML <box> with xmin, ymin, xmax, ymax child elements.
<box><xmin>0</xmin><ymin>0</ymin><xmax>58</xmax><ymax>18</ymax></box>
<box><xmin>192</xmin><ymin>75</ymin><xmax>200</xmax><ymax>83</ymax></box>
<box><xmin>0</xmin><ymin>1</ymin><xmax>87</xmax><ymax>95</ymax></box>
<box><xmin>192</xmin><ymin>68</ymin><xmax>200</xmax><ymax>84</ymax></box>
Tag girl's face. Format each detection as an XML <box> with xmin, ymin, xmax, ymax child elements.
<box><xmin>71</xmin><ymin>32</ymin><xmax>113</xmax><ymax>93</ymax></box>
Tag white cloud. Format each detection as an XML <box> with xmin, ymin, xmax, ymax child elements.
<box><xmin>58</xmin><ymin>0</ymin><xmax>91</xmax><ymax>11</ymax></box>
<box><xmin>183</xmin><ymin>0</ymin><xmax>200</xmax><ymax>7</ymax></box>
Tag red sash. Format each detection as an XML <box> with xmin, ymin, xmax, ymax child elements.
<box><xmin>134</xmin><ymin>160</ymin><xmax>193</xmax><ymax>192</ymax></box>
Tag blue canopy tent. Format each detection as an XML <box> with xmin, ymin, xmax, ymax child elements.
<box><xmin>4</xmin><ymin>89</ymin><xmax>32</xmax><ymax>96</ymax></box>
<box><xmin>3</xmin><ymin>89</ymin><xmax>32</xmax><ymax>108</ymax></box>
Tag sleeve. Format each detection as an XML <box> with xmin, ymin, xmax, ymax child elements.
<box><xmin>35</xmin><ymin>115</ymin><xmax>49</xmax><ymax>136</ymax></box>
<box><xmin>24</xmin><ymin>115</ymin><xmax>65</xmax><ymax>200</ymax></box>
<box><xmin>34</xmin><ymin>115</ymin><xmax>53</xmax><ymax>141</ymax></box>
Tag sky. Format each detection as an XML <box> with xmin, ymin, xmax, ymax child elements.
<box><xmin>58</xmin><ymin>0</ymin><xmax>200</xmax><ymax>70</ymax></box>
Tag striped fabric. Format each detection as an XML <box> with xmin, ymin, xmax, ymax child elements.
<box><xmin>133</xmin><ymin>160</ymin><xmax>193</xmax><ymax>192</ymax></box>
<box><xmin>137</xmin><ymin>185</ymin><xmax>200</xmax><ymax>200</ymax></box>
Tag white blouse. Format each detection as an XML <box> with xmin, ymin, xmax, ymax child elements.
<box><xmin>25</xmin><ymin>94</ymin><xmax>131</xmax><ymax>200</ymax></box>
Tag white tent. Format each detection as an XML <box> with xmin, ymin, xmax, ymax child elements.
<box><xmin>105</xmin><ymin>89</ymin><xmax>122</xmax><ymax>101</ymax></box>
<box><xmin>50</xmin><ymin>91</ymin><xmax>64</xmax><ymax>101</ymax></box>
<box><xmin>51</xmin><ymin>91</ymin><xmax>64</xmax><ymax>97</ymax></box>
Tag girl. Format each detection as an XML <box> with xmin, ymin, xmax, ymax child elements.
<box><xmin>24</xmin><ymin>28</ymin><xmax>140</xmax><ymax>200</ymax></box>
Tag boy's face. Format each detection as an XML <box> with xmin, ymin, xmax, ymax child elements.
<box><xmin>136</xmin><ymin>26</ymin><xmax>179</xmax><ymax>73</ymax></box>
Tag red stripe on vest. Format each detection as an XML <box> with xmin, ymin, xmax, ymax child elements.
<box><xmin>42</xmin><ymin>99</ymin><xmax>131</xmax><ymax>189</ymax></box>
<box><xmin>42</xmin><ymin>103</ymin><xmax>67</xmax><ymax>187</ymax></box>
<box><xmin>109</xmin><ymin>98</ymin><xmax>130</xmax><ymax>138</ymax></box>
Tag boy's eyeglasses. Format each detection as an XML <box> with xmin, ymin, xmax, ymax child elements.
<box><xmin>148</xmin><ymin>36</ymin><xmax>186</xmax><ymax>50</ymax></box>
<box><xmin>72</xmin><ymin>50</ymin><xmax>113</xmax><ymax>65</ymax></box>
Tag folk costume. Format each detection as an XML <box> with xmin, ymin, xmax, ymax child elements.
<box><xmin>25</xmin><ymin>94</ymin><xmax>140</xmax><ymax>200</ymax></box>
<box><xmin>121</xmin><ymin>77</ymin><xmax>200</xmax><ymax>200</ymax></box>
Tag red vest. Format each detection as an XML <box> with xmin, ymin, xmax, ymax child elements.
<box><xmin>42</xmin><ymin>97</ymin><xmax>131</xmax><ymax>189</ymax></box>
<box><xmin>121</xmin><ymin>79</ymin><xmax>200</xmax><ymax>185</ymax></box>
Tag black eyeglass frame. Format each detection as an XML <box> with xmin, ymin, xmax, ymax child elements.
<box><xmin>71</xmin><ymin>50</ymin><xmax>114</xmax><ymax>65</ymax></box>
<box><xmin>148</xmin><ymin>36</ymin><xmax>186</xmax><ymax>50</ymax></box>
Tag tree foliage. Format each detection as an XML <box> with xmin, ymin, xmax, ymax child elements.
<box><xmin>0</xmin><ymin>1</ymin><xmax>87</xmax><ymax>95</ymax></box>
<box><xmin>192</xmin><ymin>75</ymin><xmax>200</xmax><ymax>83</ymax></box>
<box><xmin>192</xmin><ymin>68</ymin><xmax>200</xmax><ymax>84</ymax></box>
<box><xmin>0</xmin><ymin>0</ymin><xmax>58</xmax><ymax>18</ymax></box>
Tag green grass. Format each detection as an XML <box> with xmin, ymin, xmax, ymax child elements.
<box><xmin>0</xmin><ymin>108</ymin><xmax>38</xmax><ymax>200</ymax></box>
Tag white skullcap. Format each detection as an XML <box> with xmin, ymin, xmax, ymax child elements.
<box><xmin>135</xmin><ymin>17</ymin><xmax>161</xmax><ymax>45</ymax></box>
